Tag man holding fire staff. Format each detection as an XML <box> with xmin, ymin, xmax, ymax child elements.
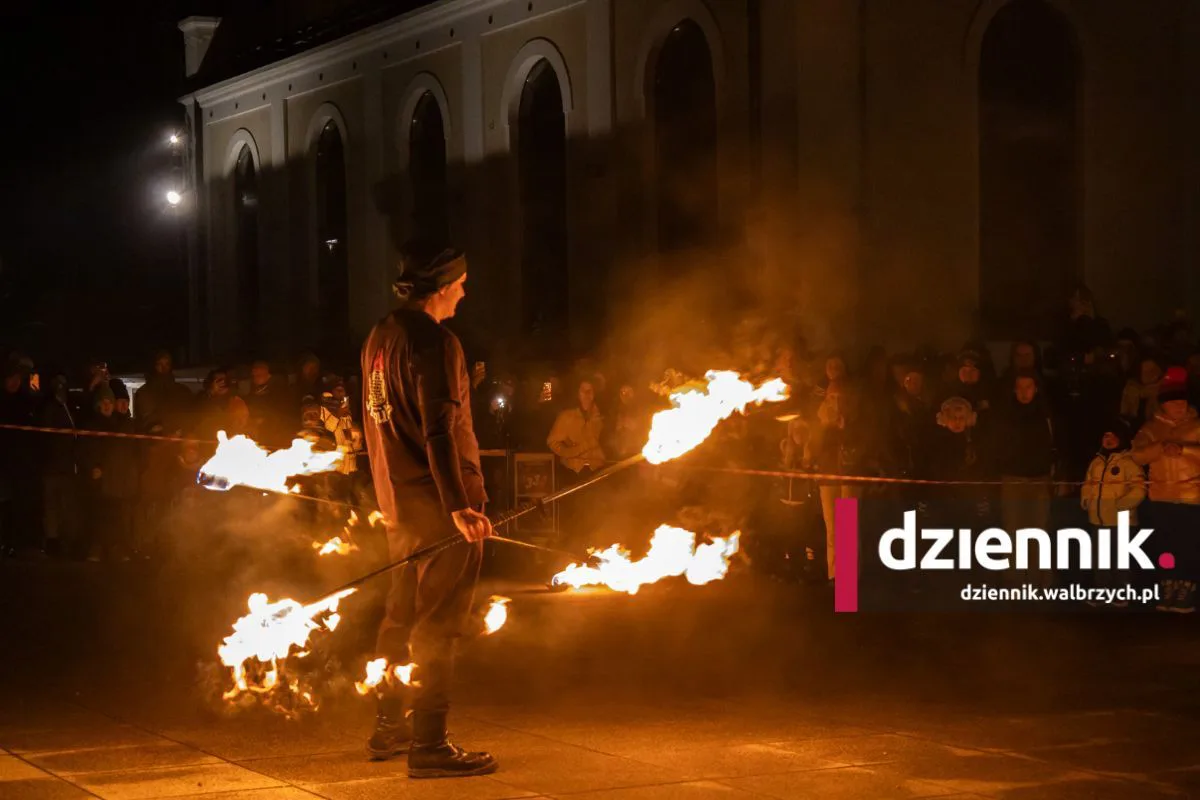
<box><xmin>360</xmin><ymin>239</ymin><xmax>497</xmax><ymax>778</ymax></box>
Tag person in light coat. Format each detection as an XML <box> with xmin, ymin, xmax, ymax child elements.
<box><xmin>1132</xmin><ymin>366</ymin><xmax>1200</xmax><ymax>613</ymax></box>
<box><xmin>1081</xmin><ymin>419</ymin><xmax>1145</xmax><ymax>605</ymax></box>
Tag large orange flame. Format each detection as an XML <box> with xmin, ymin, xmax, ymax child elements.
<box><xmin>198</xmin><ymin>432</ymin><xmax>344</xmax><ymax>493</ymax></box>
<box><xmin>551</xmin><ymin>525</ymin><xmax>740</xmax><ymax>595</ymax></box>
<box><xmin>642</xmin><ymin>371</ymin><xmax>788</xmax><ymax>464</ymax></box>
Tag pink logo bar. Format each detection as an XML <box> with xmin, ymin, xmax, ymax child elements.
<box><xmin>834</xmin><ymin>497</ymin><xmax>859</xmax><ymax>613</ymax></box>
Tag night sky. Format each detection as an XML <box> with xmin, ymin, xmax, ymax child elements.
<box><xmin>0</xmin><ymin>2</ymin><xmax>226</xmax><ymax>375</ymax></box>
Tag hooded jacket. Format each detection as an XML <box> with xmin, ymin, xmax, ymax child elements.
<box><xmin>1120</xmin><ymin>378</ymin><xmax>1161</xmax><ymax>423</ymax></box>
<box><xmin>1132</xmin><ymin>406</ymin><xmax>1200</xmax><ymax>504</ymax></box>
<box><xmin>1081</xmin><ymin>450</ymin><xmax>1146</xmax><ymax>525</ymax></box>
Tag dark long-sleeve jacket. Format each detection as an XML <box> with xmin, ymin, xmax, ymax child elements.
<box><xmin>82</xmin><ymin>414</ymin><xmax>140</xmax><ymax>500</ymax></box>
<box><xmin>927</xmin><ymin>426</ymin><xmax>996</xmax><ymax>525</ymax></box>
<box><xmin>993</xmin><ymin>399</ymin><xmax>1057</xmax><ymax>478</ymax></box>
<box><xmin>135</xmin><ymin>374</ymin><xmax>194</xmax><ymax>434</ymax></box>
<box><xmin>361</xmin><ymin>308</ymin><xmax>486</xmax><ymax>519</ymax></box>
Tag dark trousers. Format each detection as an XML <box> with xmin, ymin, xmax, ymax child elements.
<box><xmin>43</xmin><ymin>474</ymin><xmax>79</xmax><ymax>554</ymax></box>
<box><xmin>375</xmin><ymin>490</ymin><xmax>483</xmax><ymax>718</ymax></box>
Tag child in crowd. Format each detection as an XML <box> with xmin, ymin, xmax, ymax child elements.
<box><xmin>1132</xmin><ymin>367</ymin><xmax>1200</xmax><ymax>613</ymax></box>
<box><xmin>928</xmin><ymin>396</ymin><xmax>994</xmax><ymax>528</ymax></box>
<box><xmin>1081</xmin><ymin>419</ymin><xmax>1145</xmax><ymax>607</ymax></box>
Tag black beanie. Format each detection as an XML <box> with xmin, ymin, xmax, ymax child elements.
<box><xmin>1101</xmin><ymin>417</ymin><xmax>1133</xmax><ymax>451</ymax></box>
<box><xmin>393</xmin><ymin>240</ymin><xmax>466</xmax><ymax>301</ymax></box>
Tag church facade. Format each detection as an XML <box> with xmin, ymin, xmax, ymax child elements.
<box><xmin>178</xmin><ymin>0</ymin><xmax>1200</xmax><ymax>367</ymax></box>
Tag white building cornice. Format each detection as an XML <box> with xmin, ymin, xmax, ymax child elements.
<box><xmin>190</xmin><ymin>0</ymin><xmax>515</xmax><ymax>108</ymax></box>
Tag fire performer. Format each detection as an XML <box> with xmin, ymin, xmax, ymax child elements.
<box><xmin>360</xmin><ymin>239</ymin><xmax>497</xmax><ymax>778</ymax></box>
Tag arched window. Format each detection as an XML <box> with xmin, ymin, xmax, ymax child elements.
<box><xmin>233</xmin><ymin>145</ymin><xmax>260</xmax><ymax>354</ymax></box>
<box><xmin>516</xmin><ymin>59</ymin><xmax>568</xmax><ymax>339</ymax></box>
<box><xmin>979</xmin><ymin>0</ymin><xmax>1079</xmax><ymax>338</ymax></box>
<box><xmin>314</xmin><ymin>119</ymin><xmax>349</xmax><ymax>351</ymax></box>
<box><xmin>409</xmin><ymin>91</ymin><xmax>450</xmax><ymax>246</ymax></box>
<box><xmin>653</xmin><ymin>19</ymin><xmax>717</xmax><ymax>254</ymax></box>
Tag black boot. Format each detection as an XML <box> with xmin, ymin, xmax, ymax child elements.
<box><xmin>408</xmin><ymin>711</ymin><xmax>498</xmax><ymax>778</ymax></box>
<box><xmin>366</xmin><ymin>695</ymin><xmax>411</xmax><ymax>760</ymax></box>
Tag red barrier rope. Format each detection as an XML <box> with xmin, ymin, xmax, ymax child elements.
<box><xmin>0</xmin><ymin>422</ymin><xmax>205</xmax><ymax>444</ymax></box>
<box><xmin>670</xmin><ymin>463</ymin><xmax>1196</xmax><ymax>488</ymax></box>
<box><xmin>2</xmin><ymin>422</ymin><xmax>1194</xmax><ymax>488</ymax></box>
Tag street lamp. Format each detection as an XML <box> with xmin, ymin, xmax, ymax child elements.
<box><xmin>166</xmin><ymin>189</ymin><xmax>183</xmax><ymax>206</ymax></box>
<box><xmin>168</xmin><ymin>132</ymin><xmax>182</xmax><ymax>146</ymax></box>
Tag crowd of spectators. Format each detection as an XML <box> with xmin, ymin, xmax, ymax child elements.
<box><xmin>3</xmin><ymin>284</ymin><xmax>1198</xmax><ymax>612</ymax></box>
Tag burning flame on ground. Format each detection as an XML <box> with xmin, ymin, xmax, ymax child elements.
<box><xmin>198</xmin><ymin>432</ymin><xmax>344</xmax><ymax>493</ymax></box>
<box><xmin>642</xmin><ymin>371</ymin><xmax>788</xmax><ymax>465</ymax></box>
<box><xmin>551</xmin><ymin>525</ymin><xmax>741</xmax><ymax>595</ymax></box>
<box><xmin>355</xmin><ymin>657</ymin><xmax>418</xmax><ymax>695</ymax></box>
<box><xmin>483</xmin><ymin>596</ymin><xmax>510</xmax><ymax>634</ymax></box>
<box><xmin>218</xmin><ymin>589</ymin><xmax>355</xmax><ymax>711</ymax></box>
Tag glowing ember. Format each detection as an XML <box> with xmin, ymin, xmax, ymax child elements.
<box><xmin>314</xmin><ymin>511</ymin><xmax>363</xmax><ymax>556</ymax></box>
<box><xmin>551</xmin><ymin>525</ymin><xmax>741</xmax><ymax>595</ymax></box>
<box><xmin>315</xmin><ymin>537</ymin><xmax>355</xmax><ymax>556</ymax></box>
<box><xmin>218</xmin><ymin>589</ymin><xmax>355</xmax><ymax>708</ymax></box>
<box><xmin>483</xmin><ymin>596</ymin><xmax>510</xmax><ymax>634</ymax></box>
<box><xmin>354</xmin><ymin>657</ymin><xmax>418</xmax><ymax>695</ymax></box>
<box><xmin>642</xmin><ymin>371</ymin><xmax>788</xmax><ymax>464</ymax></box>
<box><xmin>198</xmin><ymin>432</ymin><xmax>344</xmax><ymax>493</ymax></box>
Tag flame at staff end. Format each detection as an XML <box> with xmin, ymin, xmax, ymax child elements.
<box><xmin>551</xmin><ymin>525</ymin><xmax>741</xmax><ymax>595</ymax></box>
<box><xmin>483</xmin><ymin>596</ymin><xmax>510</xmax><ymax>635</ymax></box>
<box><xmin>198</xmin><ymin>431</ymin><xmax>345</xmax><ymax>493</ymax></box>
<box><xmin>642</xmin><ymin>371</ymin><xmax>788</xmax><ymax>465</ymax></box>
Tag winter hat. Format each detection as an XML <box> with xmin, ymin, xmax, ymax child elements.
<box><xmin>393</xmin><ymin>239</ymin><xmax>466</xmax><ymax>301</ymax></box>
<box><xmin>936</xmin><ymin>396</ymin><xmax>978</xmax><ymax>429</ymax></box>
<box><xmin>1158</xmin><ymin>366</ymin><xmax>1189</xmax><ymax>404</ymax></box>
<box><xmin>1100</xmin><ymin>417</ymin><xmax>1133</xmax><ymax>451</ymax></box>
<box><xmin>93</xmin><ymin>384</ymin><xmax>116</xmax><ymax>410</ymax></box>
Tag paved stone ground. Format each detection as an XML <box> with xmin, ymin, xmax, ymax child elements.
<box><xmin>2</xmin><ymin>553</ymin><xmax>1199</xmax><ymax>799</ymax></box>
